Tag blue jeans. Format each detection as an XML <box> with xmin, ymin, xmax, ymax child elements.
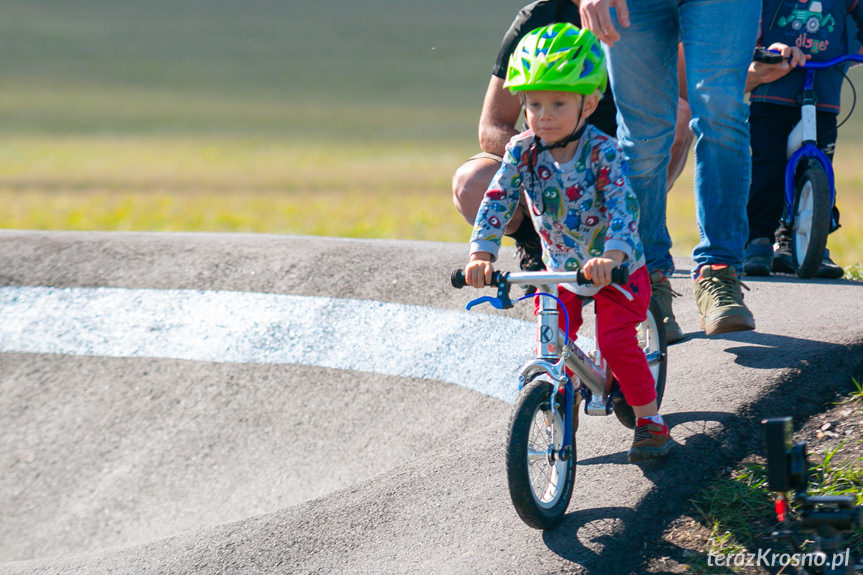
<box><xmin>605</xmin><ymin>0</ymin><xmax>759</xmax><ymax>276</ymax></box>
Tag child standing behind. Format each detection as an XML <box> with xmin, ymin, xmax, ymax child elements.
<box><xmin>463</xmin><ymin>23</ymin><xmax>673</xmax><ymax>463</ymax></box>
<box><xmin>744</xmin><ymin>1</ymin><xmax>863</xmax><ymax>277</ymax></box>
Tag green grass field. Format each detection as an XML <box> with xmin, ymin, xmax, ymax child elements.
<box><xmin>2</xmin><ymin>0</ymin><xmax>862</xmax><ymax>268</ymax></box>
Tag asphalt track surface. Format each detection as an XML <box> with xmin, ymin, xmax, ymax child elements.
<box><xmin>1</xmin><ymin>230</ymin><xmax>862</xmax><ymax>575</ymax></box>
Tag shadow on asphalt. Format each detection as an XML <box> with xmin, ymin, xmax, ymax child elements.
<box><xmin>683</xmin><ymin>330</ymin><xmax>848</xmax><ymax>370</ymax></box>
<box><xmin>575</xmin><ymin>410</ymin><xmax>733</xmax><ymax>468</ymax></box>
<box><xmin>541</xmin><ymin>410</ymin><xmax>737</xmax><ymax>570</ymax></box>
<box><xmin>542</xmin><ymin>505</ymin><xmax>637</xmax><ymax>572</ymax></box>
<box><xmin>541</xmin><ymin>342</ymin><xmax>863</xmax><ymax>573</ymax></box>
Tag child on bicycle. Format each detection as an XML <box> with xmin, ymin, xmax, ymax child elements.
<box><xmin>463</xmin><ymin>23</ymin><xmax>673</xmax><ymax>463</ymax></box>
<box><xmin>744</xmin><ymin>2</ymin><xmax>863</xmax><ymax>278</ymax></box>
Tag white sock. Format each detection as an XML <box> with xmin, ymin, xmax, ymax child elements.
<box><xmin>642</xmin><ymin>414</ymin><xmax>664</xmax><ymax>425</ymax></box>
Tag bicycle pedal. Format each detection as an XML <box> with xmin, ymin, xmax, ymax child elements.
<box><xmin>584</xmin><ymin>394</ymin><xmax>611</xmax><ymax>416</ymax></box>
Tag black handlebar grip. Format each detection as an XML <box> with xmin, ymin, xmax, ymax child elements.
<box><xmin>753</xmin><ymin>46</ymin><xmax>784</xmax><ymax>64</ymax></box>
<box><xmin>451</xmin><ymin>269</ymin><xmax>467</xmax><ymax>289</ymax></box>
<box><xmin>576</xmin><ymin>266</ymin><xmax>630</xmax><ymax>285</ymax></box>
<box><xmin>613</xmin><ymin>265</ymin><xmax>630</xmax><ymax>285</ymax></box>
<box><xmin>451</xmin><ymin>269</ymin><xmax>506</xmax><ymax>288</ymax></box>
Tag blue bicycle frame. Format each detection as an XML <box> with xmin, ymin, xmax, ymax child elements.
<box><xmin>783</xmin><ymin>53</ymin><xmax>863</xmax><ymax>230</ymax></box>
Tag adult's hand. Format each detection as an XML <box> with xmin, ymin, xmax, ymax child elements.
<box><xmin>578</xmin><ymin>0</ymin><xmax>630</xmax><ymax>47</ymax></box>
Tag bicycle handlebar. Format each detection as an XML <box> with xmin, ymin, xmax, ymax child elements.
<box><xmin>450</xmin><ymin>266</ymin><xmax>630</xmax><ymax>289</ymax></box>
<box><xmin>797</xmin><ymin>53</ymin><xmax>863</xmax><ymax>70</ymax></box>
<box><xmin>753</xmin><ymin>48</ymin><xmax>863</xmax><ymax>69</ymax></box>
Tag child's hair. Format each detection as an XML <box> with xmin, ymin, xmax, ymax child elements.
<box><xmin>505</xmin><ymin>22</ymin><xmax>607</xmax><ymax>96</ymax></box>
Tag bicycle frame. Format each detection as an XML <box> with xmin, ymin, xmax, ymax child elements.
<box><xmin>783</xmin><ymin>54</ymin><xmax>863</xmax><ymax>230</ymax></box>
<box><xmin>454</xmin><ymin>265</ymin><xmax>667</xmax><ymax>527</ymax></box>
<box><xmin>496</xmin><ymin>271</ymin><xmax>617</xmax><ymax>458</ymax></box>
<box><xmin>500</xmin><ymin>271</ymin><xmax>612</xmax><ymax>395</ymax></box>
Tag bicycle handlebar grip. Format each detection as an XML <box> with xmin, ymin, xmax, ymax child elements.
<box><xmin>451</xmin><ymin>269</ymin><xmax>507</xmax><ymax>288</ymax></box>
<box><xmin>576</xmin><ymin>266</ymin><xmax>629</xmax><ymax>285</ymax></box>
<box><xmin>451</xmin><ymin>269</ymin><xmax>467</xmax><ymax>289</ymax></box>
<box><xmin>613</xmin><ymin>265</ymin><xmax>630</xmax><ymax>285</ymax></box>
<box><xmin>753</xmin><ymin>46</ymin><xmax>784</xmax><ymax>64</ymax></box>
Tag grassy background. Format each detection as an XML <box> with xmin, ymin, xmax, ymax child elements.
<box><xmin>1</xmin><ymin>0</ymin><xmax>862</xmax><ymax>266</ymax></box>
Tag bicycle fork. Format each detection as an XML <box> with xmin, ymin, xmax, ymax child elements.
<box><xmin>784</xmin><ymin>67</ymin><xmax>837</xmax><ymax>229</ymax></box>
<box><xmin>515</xmin><ymin>286</ymin><xmax>611</xmax><ymax>461</ymax></box>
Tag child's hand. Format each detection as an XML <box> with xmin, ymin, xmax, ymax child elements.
<box><xmin>749</xmin><ymin>43</ymin><xmax>811</xmax><ymax>90</ymax></box>
<box><xmin>582</xmin><ymin>250</ymin><xmax>625</xmax><ymax>286</ymax></box>
<box><xmin>768</xmin><ymin>42</ymin><xmax>809</xmax><ymax>69</ymax></box>
<box><xmin>464</xmin><ymin>253</ymin><xmax>494</xmax><ymax>289</ymax></box>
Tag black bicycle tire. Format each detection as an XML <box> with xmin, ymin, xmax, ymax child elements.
<box><xmin>792</xmin><ymin>166</ymin><xmax>832</xmax><ymax>279</ymax></box>
<box><xmin>505</xmin><ymin>378</ymin><xmax>576</xmax><ymax>530</ymax></box>
<box><xmin>612</xmin><ymin>297</ymin><xmax>668</xmax><ymax>430</ymax></box>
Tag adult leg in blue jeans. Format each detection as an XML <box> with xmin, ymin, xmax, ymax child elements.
<box><xmin>584</xmin><ymin>0</ymin><xmax>759</xmax><ymax>336</ymax></box>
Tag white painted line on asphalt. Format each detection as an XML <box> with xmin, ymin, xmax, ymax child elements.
<box><xmin>0</xmin><ymin>287</ymin><xmax>537</xmax><ymax>402</ymax></box>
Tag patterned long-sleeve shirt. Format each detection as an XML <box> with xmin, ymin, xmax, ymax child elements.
<box><xmin>470</xmin><ymin>124</ymin><xmax>645</xmax><ymax>295</ymax></box>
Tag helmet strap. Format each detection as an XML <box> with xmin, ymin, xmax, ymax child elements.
<box><xmin>524</xmin><ymin>100</ymin><xmax>588</xmax><ymax>216</ymax></box>
<box><xmin>534</xmin><ymin>123</ymin><xmax>586</xmax><ymax>154</ymax></box>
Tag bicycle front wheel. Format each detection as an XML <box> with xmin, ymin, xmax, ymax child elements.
<box><xmin>612</xmin><ymin>297</ymin><xmax>668</xmax><ymax>430</ymax></box>
<box><xmin>791</xmin><ymin>166</ymin><xmax>831</xmax><ymax>278</ymax></box>
<box><xmin>506</xmin><ymin>377</ymin><xmax>575</xmax><ymax>530</ymax></box>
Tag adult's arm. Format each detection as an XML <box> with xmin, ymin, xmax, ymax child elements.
<box><xmin>478</xmin><ymin>75</ymin><xmax>523</xmax><ymax>156</ymax></box>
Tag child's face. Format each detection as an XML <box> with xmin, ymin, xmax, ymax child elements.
<box><xmin>523</xmin><ymin>90</ymin><xmax>588</xmax><ymax>144</ymax></box>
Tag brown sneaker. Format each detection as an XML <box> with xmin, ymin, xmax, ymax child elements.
<box><xmin>692</xmin><ymin>264</ymin><xmax>755</xmax><ymax>336</ymax></box>
<box><xmin>649</xmin><ymin>270</ymin><xmax>684</xmax><ymax>343</ymax></box>
<box><xmin>628</xmin><ymin>418</ymin><xmax>674</xmax><ymax>463</ymax></box>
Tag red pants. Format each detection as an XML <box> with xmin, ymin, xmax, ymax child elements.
<box><xmin>538</xmin><ymin>266</ymin><xmax>656</xmax><ymax>407</ymax></box>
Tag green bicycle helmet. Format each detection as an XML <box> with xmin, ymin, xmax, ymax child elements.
<box><xmin>504</xmin><ymin>22</ymin><xmax>607</xmax><ymax>95</ymax></box>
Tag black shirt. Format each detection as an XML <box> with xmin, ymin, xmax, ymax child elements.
<box><xmin>491</xmin><ymin>0</ymin><xmax>617</xmax><ymax>136</ymax></box>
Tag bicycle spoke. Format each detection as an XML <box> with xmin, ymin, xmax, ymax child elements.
<box><xmin>541</xmin><ymin>467</ymin><xmax>560</xmax><ymax>502</ymax></box>
<box><xmin>524</xmin><ymin>400</ymin><xmax>567</xmax><ymax>504</ymax></box>
<box><xmin>529</xmin><ymin>455</ymin><xmax>560</xmax><ymax>503</ymax></box>
<box><xmin>529</xmin><ymin>460</ymin><xmax>551</xmax><ymax>493</ymax></box>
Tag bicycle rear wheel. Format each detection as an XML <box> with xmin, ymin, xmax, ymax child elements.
<box><xmin>791</xmin><ymin>166</ymin><xmax>831</xmax><ymax>279</ymax></box>
<box><xmin>506</xmin><ymin>377</ymin><xmax>575</xmax><ymax>530</ymax></box>
<box><xmin>612</xmin><ymin>297</ymin><xmax>668</xmax><ymax>429</ymax></box>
